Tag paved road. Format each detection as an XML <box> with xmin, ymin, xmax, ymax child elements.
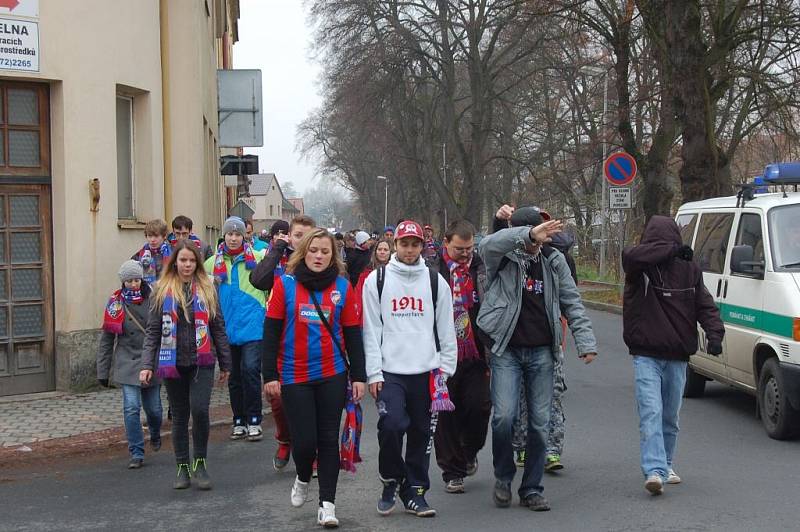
<box><xmin>1</xmin><ymin>310</ymin><xmax>798</xmax><ymax>531</ymax></box>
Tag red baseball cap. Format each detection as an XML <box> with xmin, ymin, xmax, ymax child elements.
<box><xmin>395</xmin><ymin>220</ymin><xmax>424</xmax><ymax>241</ymax></box>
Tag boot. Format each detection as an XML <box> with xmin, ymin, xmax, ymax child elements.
<box><xmin>193</xmin><ymin>458</ymin><xmax>212</xmax><ymax>490</ymax></box>
<box><xmin>174</xmin><ymin>463</ymin><xmax>191</xmax><ymax>489</ymax></box>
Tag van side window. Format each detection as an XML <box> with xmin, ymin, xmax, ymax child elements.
<box><xmin>735</xmin><ymin>214</ymin><xmax>764</xmax><ymax>265</ymax></box>
<box><xmin>694</xmin><ymin>213</ymin><xmax>734</xmax><ymax>274</ymax></box>
<box><xmin>676</xmin><ymin>214</ymin><xmax>697</xmax><ymax>245</ymax></box>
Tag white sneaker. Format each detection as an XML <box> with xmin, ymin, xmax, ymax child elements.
<box><xmin>317</xmin><ymin>501</ymin><xmax>339</xmax><ymax>528</ymax></box>
<box><xmin>667</xmin><ymin>468</ymin><xmax>681</xmax><ymax>484</ymax></box>
<box><xmin>230</xmin><ymin>425</ymin><xmax>247</xmax><ymax>440</ymax></box>
<box><xmin>291</xmin><ymin>476</ymin><xmax>309</xmax><ymax>507</ymax></box>
<box><xmin>645</xmin><ymin>474</ymin><xmax>664</xmax><ymax>495</ymax></box>
<box><xmin>247</xmin><ymin>424</ymin><xmax>263</xmax><ymax>441</ymax></box>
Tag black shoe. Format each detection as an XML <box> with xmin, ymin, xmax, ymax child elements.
<box><xmin>150</xmin><ymin>439</ymin><xmax>161</xmax><ymax>452</ymax></box>
<box><xmin>493</xmin><ymin>480</ymin><xmax>512</xmax><ymax>508</ymax></box>
<box><xmin>377</xmin><ymin>478</ymin><xmax>398</xmax><ymax>515</ymax></box>
<box><xmin>192</xmin><ymin>458</ymin><xmax>212</xmax><ymax>490</ymax></box>
<box><xmin>520</xmin><ymin>493</ymin><xmax>551</xmax><ymax>512</ymax></box>
<box><xmin>466</xmin><ymin>457</ymin><xmax>478</xmax><ymax>477</ymax></box>
<box><xmin>174</xmin><ymin>463</ymin><xmax>191</xmax><ymax>489</ymax></box>
<box><xmin>400</xmin><ymin>486</ymin><xmax>436</xmax><ymax>517</ymax></box>
<box><xmin>127</xmin><ymin>458</ymin><xmax>143</xmax><ymax>469</ymax></box>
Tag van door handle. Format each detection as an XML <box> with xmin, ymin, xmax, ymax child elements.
<box><xmin>716</xmin><ymin>279</ymin><xmax>722</xmax><ymax>297</ymax></box>
<box><xmin>723</xmin><ymin>279</ymin><xmax>729</xmax><ymax>298</ymax></box>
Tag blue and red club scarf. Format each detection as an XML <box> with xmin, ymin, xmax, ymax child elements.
<box><xmin>167</xmin><ymin>233</ymin><xmax>202</xmax><ymax>249</ymax></box>
<box><xmin>157</xmin><ymin>283</ymin><xmax>213</xmax><ymax>379</ymax></box>
<box><xmin>340</xmin><ymin>380</ymin><xmax>364</xmax><ymax>473</ymax></box>
<box><xmin>138</xmin><ymin>242</ymin><xmax>172</xmax><ymax>284</ymax></box>
<box><xmin>102</xmin><ymin>288</ymin><xmax>143</xmax><ymax>334</ymax></box>
<box><xmin>444</xmin><ymin>250</ymin><xmax>480</xmax><ymax>362</ymax></box>
<box><xmin>212</xmin><ymin>242</ymin><xmax>257</xmax><ymax>283</ymax></box>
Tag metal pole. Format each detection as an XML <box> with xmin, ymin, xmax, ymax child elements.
<box><xmin>442</xmin><ymin>143</ymin><xmax>448</xmax><ymax>229</ymax></box>
<box><xmin>384</xmin><ymin>179</ymin><xmax>388</xmax><ymax>228</ymax></box>
<box><xmin>599</xmin><ymin>71</ymin><xmax>609</xmax><ymax>278</ymax></box>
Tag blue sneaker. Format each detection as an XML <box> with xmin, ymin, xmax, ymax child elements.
<box><xmin>377</xmin><ymin>477</ymin><xmax>398</xmax><ymax>515</ymax></box>
<box><xmin>400</xmin><ymin>485</ymin><xmax>436</xmax><ymax>517</ymax></box>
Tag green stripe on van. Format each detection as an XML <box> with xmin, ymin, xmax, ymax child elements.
<box><xmin>717</xmin><ymin>302</ymin><xmax>795</xmax><ymax>338</ymax></box>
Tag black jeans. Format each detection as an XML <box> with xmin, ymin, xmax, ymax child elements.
<box><xmin>434</xmin><ymin>358</ymin><xmax>492</xmax><ymax>481</ymax></box>
<box><xmin>377</xmin><ymin>372</ymin><xmax>433</xmax><ymax>491</ymax></box>
<box><xmin>281</xmin><ymin>372</ymin><xmax>347</xmax><ymax>504</ymax></box>
<box><xmin>228</xmin><ymin>341</ymin><xmax>263</xmax><ymax>426</ymax></box>
<box><xmin>164</xmin><ymin>366</ymin><xmax>214</xmax><ymax>464</ymax></box>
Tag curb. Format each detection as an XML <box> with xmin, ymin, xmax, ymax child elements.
<box><xmin>583</xmin><ymin>299</ymin><xmax>623</xmax><ymax>315</ymax></box>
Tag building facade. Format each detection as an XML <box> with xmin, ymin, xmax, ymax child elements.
<box><xmin>0</xmin><ymin>0</ymin><xmax>241</xmax><ymax>395</ymax></box>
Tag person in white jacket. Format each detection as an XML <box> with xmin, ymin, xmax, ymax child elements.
<box><xmin>363</xmin><ymin>220</ymin><xmax>457</xmax><ymax>518</ymax></box>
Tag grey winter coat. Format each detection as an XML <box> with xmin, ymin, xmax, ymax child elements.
<box><xmin>477</xmin><ymin>226</ymin><xmax>597</xmax><ymax>358</ymax></box>
<box><xmin>96</xmin><ymin>298</ymin><xmax>158</xmax><ymax>387</ymax></box>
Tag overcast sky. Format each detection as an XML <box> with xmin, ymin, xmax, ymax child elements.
<box><xmin>233</xmin><ymin>0</ymin><xmax>321</xmax><ymax>195</ymax></box>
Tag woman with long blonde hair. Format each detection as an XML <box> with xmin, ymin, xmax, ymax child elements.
<box><xmin>140</xmin><ymin>240</ymin><xmax>232</xmax><ymax>490</ymax></box>
<box><xmin>262</xmin><ymin>228</ymin><xmax>366</xmax><ymax>528</ymax></box>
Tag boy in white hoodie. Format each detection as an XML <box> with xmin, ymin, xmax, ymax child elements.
<box><xmin>363</xmin><ymin>220</ymin><xmax>457</xmax><ymax>518</ymax></box>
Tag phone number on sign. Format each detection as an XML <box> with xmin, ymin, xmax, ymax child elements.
<box><xmin>1</xmin><ymin>58</ymin><xmax>33</xmax><ymax>68</ymax></box>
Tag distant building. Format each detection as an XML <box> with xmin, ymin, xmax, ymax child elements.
<box><xmin>287</xmin><ymin>197</ymin><xmax>305</xmax><ymax>215</ymax></box>
<box><xmin>247</xmin><ymin>173</ymin><xmax>303</xmax><ymax>230</ymax></box>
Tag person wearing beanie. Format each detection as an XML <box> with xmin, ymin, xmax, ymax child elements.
<box><xmin>478</xmin><ymin>204</ymin><xmax>597</xmax><ymax>512</ymax></box>
<box><xmin>383</xmin><ymin>225</ymin><xmax>395</xmax><ymax>241</ymax></box>
<box><xmin>267</xmin><ymin>220</ymin><xmax>291</xmax><ymax>253</ymax></box>
<box><xmin>97</xmin><ymin>260</ymin><xmax>162</xmax><ymax>469</ymax></box>
<box><xmin>204</xmin><ymin>216</ymin><xmax>267</xmax><ymax>442</ymax></box>
<box><xmin>345</xmin><ymin>231</ymin><xmax>373</xmax><ymax>287</ymax></box>
<box><xmin>250</xmin><ymin>214</ymin><xmax>317</xmax><ymax>471</ymax></box>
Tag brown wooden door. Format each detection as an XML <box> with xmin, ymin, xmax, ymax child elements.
<box><xmin>0</xmin><ymin>82</ymin><xmax>53</xmax><ymax>396</ymax></box>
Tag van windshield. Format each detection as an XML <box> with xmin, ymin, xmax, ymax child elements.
<box><xmin>769</xmin><ymin>205</ymin><xmax>800</xmax><ymax>270</ymax></box>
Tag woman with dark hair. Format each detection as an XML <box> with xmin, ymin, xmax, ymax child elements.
<box><xmin>263</xmin><ymin>228</ymin><xmax>367</xmax><ymax>528</ymax></box>
<box><xmin>97</xmin><ymin>260</ymin><xmax>162</xmax><ymax>469</ymax></box>
<box><xmin>140</xmin><ymin>240</ymin><xmax>232</xmax><ymax>490</ymax></box>
<box><xmin>355</xmin><ymin>238</ymin><xmax>393</xmax><ymax>323</ymax></box>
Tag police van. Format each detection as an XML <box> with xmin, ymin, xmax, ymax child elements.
<box><xmin>675</xmin><ymin>163</ymin><xmax>800</xmax><ymax>439</ymax></box>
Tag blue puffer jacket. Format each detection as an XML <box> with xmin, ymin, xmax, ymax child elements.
<box><xmin>204</xmin><ymin>249</ymin><xmax>266</xmax><ymax>345</ymax></box>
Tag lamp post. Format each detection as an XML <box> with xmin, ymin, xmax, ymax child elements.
<box><xmin>581</xmin><ymin>65</ymin><xmax>610</xmax><ymax>278</ymax></box>
<box><xmin>376</xmin><ymin>175</ymin><xmax>389</xmax><ymax>228</ymax></box>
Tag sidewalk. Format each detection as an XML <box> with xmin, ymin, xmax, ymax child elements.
<box><xmin>0</xmin><ymin>385</ymin><xmax>265</xmax><ymax>459</ymax></box>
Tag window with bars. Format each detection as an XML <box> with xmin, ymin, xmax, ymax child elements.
<box><xmin>0</xmin><ymin>83</ymin><xmax>50</xmax><ymax>177</ymax></box>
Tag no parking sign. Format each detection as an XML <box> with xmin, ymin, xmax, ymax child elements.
<box><xmin>604</xmin><ymin>151</ymin><xmax>637</xmax><ymax>186</ymax></box>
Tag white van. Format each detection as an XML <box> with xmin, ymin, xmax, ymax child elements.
<box><xmin>675</xmin><ymin>163</ymin><xmax>800</xmax><ymax>440</ymax></box>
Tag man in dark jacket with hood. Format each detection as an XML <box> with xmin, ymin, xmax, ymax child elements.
<box><xmin>429</xmin><ymin>219</ymin><xmax>492</xmax><ymax>494</ymax></box>
<box><xmin>622</xmin><ymin>215</ymin><xmax>724</xmax><ymax>496</ymax></box>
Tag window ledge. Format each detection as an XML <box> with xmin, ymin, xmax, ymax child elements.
<box><xmin>117</xmin><ymin>220</ymin><xmax>146</xmax><ymax>230</ymax></box>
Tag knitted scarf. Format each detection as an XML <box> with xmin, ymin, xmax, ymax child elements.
<box><xmin>444</xmin><ymin>250</ymin><xmax>480</xmax><ymax>362</ymax></box>
<box><xmin>139</xmin><ymin>242</ymin><xmax>171</xmax><ymax>284</ymax></box>
<box><xmin>167</xmin><ymin>233</ymin><xmax>202</xmax><ymax>249</ymax></box>
<box><xmin>157</xmin><ymin>283</ymin><xmax>212</xmax><ymax>379</ymax></box>
<box><xmin>102</xmin><ymin>288</ymin><xmax>143</xmax><ymax>334</ymax></box>
<box><xmin>212</xmin><ymin>242</ymin><xmax>256</xmax><ymax>283</ymax></box>
<box><xmin>429</xmin><ymin>368</ymin><xmax>455</xmax><ymax>412</ymax></box>
<box><xmin>340</xmin><ymin>380</ymin><xmax>364</xmax><ymax>473</ymax></box>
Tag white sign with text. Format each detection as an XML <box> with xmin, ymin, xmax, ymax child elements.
<box><xmin>0</xmin><ymin>18</ymin><xmax>38</xmax><ymax>71</ymax></box>
<box><xmin>609</xmin><ymin>187</ymin><xmax>632</xmax><ymax>209</ymax></box>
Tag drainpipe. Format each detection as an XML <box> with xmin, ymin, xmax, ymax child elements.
<box><xmin>159</xmin><ymin>0</ymin><xmax>172</xmax><ymax>220</ymax></box>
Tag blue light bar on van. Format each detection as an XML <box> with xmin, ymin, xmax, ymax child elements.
<box><xmin>752</xmin><ymin>176</ymin><xmax>769</xmax><ymax>193</ymax></box>
<box><xmin>763</xmin><ymin>162</ymin><xmax>800</xmax><ymax>184</ymax></box>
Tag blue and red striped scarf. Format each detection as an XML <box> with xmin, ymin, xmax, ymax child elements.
<box><xmin>102</xmin><ymin>288</ymin><xmax>143</xmax><ymax>334</ymax></box>
<box><xmin>138</xmin><ymin>242</ymin><xmax>171</xmax><ymax>284</ymax></box>
<box><xmin>212</xmin><ymin>242</ymin><xmax>257</xmax><ymax>283</ymax></box>
<box><xmin>444</xmin><ymin>250</ymin><xmax>480</xmax><ymax>362</ymax></box>
<box><xmin>167</xmin><ymin>233</ymin><xmax>202</xmax><ymax>249</ymax></box>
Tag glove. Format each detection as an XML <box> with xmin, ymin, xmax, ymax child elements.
<box><xmin>98</xmin><ymin>378</ymin><xmax>109</xmax><ymax>388</ymax></box>
<box><xmin>706</xmin><ymin>341</ymin><xmax>722</xmax><ymax>356</ymax></box>
<box><xmin>676</xmin><ymin>245</ymin><xmax>694</xmax><ymax>261</ymax></box>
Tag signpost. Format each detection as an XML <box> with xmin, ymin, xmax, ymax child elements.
<box><xmin>604</xmin><ymin>151</ymin><xmax>637</xmax><ymax>187</ymax></box>
<box><xmin>0</xmin><ymin>0</ymin><xmax>39</xmax><ymax>73</ymax></box>
<box><xmin>609</xmin><ymin>187</ymin><xmax>632</xmax><ymax>209</ymax></box>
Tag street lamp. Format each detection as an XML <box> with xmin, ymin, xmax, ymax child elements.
<box><xmin>581</xmin><ymin>65</ymin><xmax>610</xmax><ymax>278</ymax></box>
<box><xmin>376</xmin><ymin>175</ymin><xmax>389</xmax><ymax>228</ymax></box>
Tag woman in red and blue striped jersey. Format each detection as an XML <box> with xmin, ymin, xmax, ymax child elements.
<box><xmin>262</xmin><ymin>228</ymin><xmax>366</xmax><ymax>528</ymax></box>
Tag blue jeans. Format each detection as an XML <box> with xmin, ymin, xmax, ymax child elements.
<box><xmin>121</xmin><ymin>384</ymin><xmax>163</xmax><ymax>459</ymax></box>
<box><xmin>229</xmin><ymin>341</ymin><xmax>264</xmax><ymax>426</ymax></box>
<box><xmin>633</xmin><ymin>355</ymin><xmax>686</xmax><ymax>480</ymax></box>
<box><xmin>491</xmin><ymin>346</ymin><xmax>554</xmax><ymax>497</ymax></box>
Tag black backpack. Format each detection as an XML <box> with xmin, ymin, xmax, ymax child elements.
<box><xmin>375</xmin><ymin>265</ymin><xmax>441</xmax><ymax>351</ymax></box>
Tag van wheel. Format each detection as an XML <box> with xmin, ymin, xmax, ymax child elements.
<box><xmin>758</xmin><ymin>358</ymin><xmax>800</xmax><ymax>440</ymax></box>
<box><xmin>683</xmin><ymin>365</ymin><xmax>706</xmax><ymax>398</ymax></box>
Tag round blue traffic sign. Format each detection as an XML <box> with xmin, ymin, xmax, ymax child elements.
<box><xmin>604</xmin><ymin>152</ymin><xmax>637</xmax><ymax>186</ymax></box>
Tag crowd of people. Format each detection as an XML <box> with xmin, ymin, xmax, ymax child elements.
<box><xmin>96</xmin><ymin>204</ymin><xmax>724</xmax><ymax>528</ymax></box>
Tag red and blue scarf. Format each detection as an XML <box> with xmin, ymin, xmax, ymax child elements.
<box><xmin>212</xmin><ymin>242</ymin><xmax>257</xmax><ymax>283</ymax></box>
<box><xmin>157</xmin><ymin>283</ymin><xmax>213</xmax><ymax>379</ymax></box>
<box><xmin>340</xmin><ymin>381</ymin><xmax>364</xmax><ymax>473</ymax></box>
<box><xmin>430</xmin><ymin>368</ymin><xmax>456</xmax><ymax>413</ymax></box>
<box><xmin>138</xmin><ymin>242</ymin><xmax>171</xmax><ymax>284</ymax></box>
<box><xmin>102</xmin><ymin>288</ymin><xmax>143</xmax><ymax>334</ymax></box>
<box><xmin>444</xmin><ymin>250</ymin><xmax>480</xmax><ymax>362</ymax></box>
<box><xmin>167</xmin><ymin>233</ymin><xmax>202</xmax><ymax>249</ymax></box>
